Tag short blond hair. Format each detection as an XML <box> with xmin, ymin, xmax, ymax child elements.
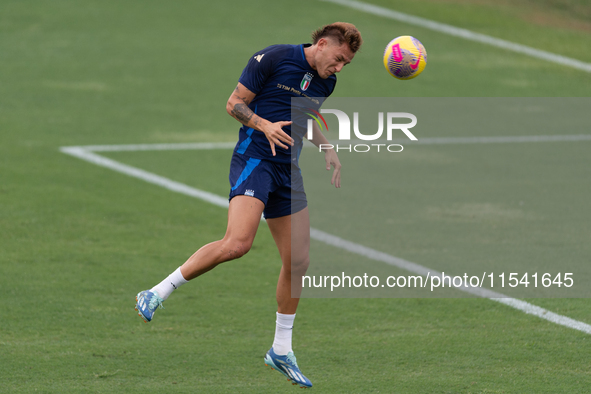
<box><xmin>311</xmin><ymin>22</ymin><xmax>363</xmax><ymax>53</ymax></box>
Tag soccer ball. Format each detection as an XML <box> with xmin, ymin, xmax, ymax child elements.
<box><xmin>383</xmin><ymin>36</ymin><xmax>427</xmax><ymax>80</ymax></box>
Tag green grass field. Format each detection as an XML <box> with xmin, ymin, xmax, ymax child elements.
<box><xmin>2</xmin><ymin>0</ymin><xmax>591</xmax><ymax>392</ymax></box>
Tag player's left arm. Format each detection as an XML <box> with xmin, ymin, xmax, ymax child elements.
<box><xmin>306</xmin><ymin>122</ymin><xmax>341</xmax><ymax>188</ymax></box>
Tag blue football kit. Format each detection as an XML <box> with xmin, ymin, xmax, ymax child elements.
<box><xmin>228</xmin><ymin>44</ymin><xmax>337</xmax><ymax>218</ymax></box>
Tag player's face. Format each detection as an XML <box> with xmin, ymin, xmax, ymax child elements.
<box><xmin>315</xmin><ymin>38</ymin><xmax>355</xmax><ymax>79</ymax></box>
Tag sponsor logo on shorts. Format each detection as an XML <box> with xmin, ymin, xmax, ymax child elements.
<box><xmin>245</xmin><ymin>189</ymin><xmax>255</xmax><ymax>197</ymax></box>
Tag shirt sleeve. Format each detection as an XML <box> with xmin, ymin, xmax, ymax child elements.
<box><xmin>238</xmin><ymin>47</ymin><xmax>278</xmax><ymax>94</ymax></box>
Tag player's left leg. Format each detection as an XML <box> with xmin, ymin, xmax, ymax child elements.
<box><xmin>267</xmin><ymin>207</ymin><xmax>310</xmax><ymax>314</ymax></box>
<box><xmin>264</xmin><ymin>207</ymin><xmax>312</xmax><ymax>388</ymax></box>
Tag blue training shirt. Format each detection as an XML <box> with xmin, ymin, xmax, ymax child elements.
<box><xmin>235</xmin><ymin>44</ymin><xmax>337</xmax><ymax>164</ymax></box>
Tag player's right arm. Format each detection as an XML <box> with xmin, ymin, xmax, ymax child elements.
<box><xmin>226</xmin><ymin>83</ymin><xmax>293</xmax><ymax>156</ymax></box>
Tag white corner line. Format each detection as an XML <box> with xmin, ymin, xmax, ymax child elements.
<box><xmin>59</xmin><ymin>146</ymin><xmax>229</xmax><ymax>208</ymax></box>
<box><xmin>60</xmin><ymin>144</ymin><xmax>591</xmax><ymax>335</ymax></box>
<box><xmin>61</xmin><ymin>134</ymin><xmax>591</xmax><ymax>155</ymax></box>
<box><xmin>79</xmin><ymin>141</ymin><xmax>237</xmax><ymax>152</ymax></box>
<box><xmin>321</xmin><ymin>0</ymin><xmax>591</xmax><ymax>73</ymax></box>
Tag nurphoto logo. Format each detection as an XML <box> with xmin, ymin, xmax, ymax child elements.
<box><xmin>306</xmin><ymin>109</ymin><xmax>418</xmax><ymax>153</ymax></box>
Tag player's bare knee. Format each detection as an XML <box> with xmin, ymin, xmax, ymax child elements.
<box><xmin>222</xmin><ymin>237</ymin><xmax>253</xmax><ymax>260</ymax></box>
<box><xmin>289</xmin><ymin>256</ymin><xmax>310</xmax><ymax>274</ymax></box>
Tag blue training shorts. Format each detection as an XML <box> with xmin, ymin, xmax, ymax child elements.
<box><xmin>228</xmin><ymin>152</ymin><xmax>307</xmax><ymax>219</ymax></box>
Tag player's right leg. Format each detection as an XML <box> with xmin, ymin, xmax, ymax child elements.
<box><xmin>135</xmin><ymin>195</ymin><xmax>264</xmax><ymax>322</ymax></box>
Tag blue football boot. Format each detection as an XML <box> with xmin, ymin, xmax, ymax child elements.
<box><xmin>135</xmin><ymin>290</ymin><xmax>164</xmax><ymax>323</ymax></box>
<box><xmin>264</xmin><ymin>347</ymin><xmax>312</xmax><ymax>388</ymax></box>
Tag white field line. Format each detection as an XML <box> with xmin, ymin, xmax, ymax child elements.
<box><xmin>73</xmin><ymin>134</ymin><xmax>591</xmax><ymax>153</ymax></box>
<box><xmin>395</xmin><ymin>134</ymin><xmax>591</xmax><ymax>145</ymax></box>
<box><xmin>60</xmin><ymin>144</ymin><xmax>591</xmax><ymax>335</ymax></box>
<box><xmin>311</xmin><ymin>228</ymin><xmax>591</xmax><ymax>335</ymax></box>
<box><xmin>82</xmin><ymin>142</ymin><xmax>236</xmax><ymax>152</ymax></box>
<box><xmin>321</xmin><ymin>0</ymin><xmax>591</xmax><ymax>74</ymax></box>
<box><xmin>60</xmin><ymin>147</ymin><xmax>229</xmax><ymax>208</ymax></box>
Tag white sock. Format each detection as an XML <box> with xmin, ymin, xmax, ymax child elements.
<box><xmin>151</xmin><ymin>267</ymin><xmax>189</xmax><ymax>301</ymax></box>
<box><xmin>272</xmin><ymin>312</ymin><xmax>296</xmax><ymax>355</ymax></box>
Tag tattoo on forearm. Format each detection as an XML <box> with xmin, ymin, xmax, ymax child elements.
<box><xmin>231</xmin><ymin>103</ymin><xmax>254</xmax><ymax>125</ymax></box>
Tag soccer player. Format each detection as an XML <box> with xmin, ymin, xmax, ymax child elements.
<box><xmin>135</xmin><ymin>22</ymin><xmax>362</xmax><ymax>388</ymax></box>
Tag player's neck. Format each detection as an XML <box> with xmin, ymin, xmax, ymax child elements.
<box><xmin>303</xmin><ymin>45</ymin><xmax>317</xmax><ymax>71</ymax></box>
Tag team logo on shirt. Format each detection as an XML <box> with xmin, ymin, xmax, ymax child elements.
<box><xmin>300</xmin><ymin>72</ymin><xmax>313</xmax><ymax>91</ymax></box>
